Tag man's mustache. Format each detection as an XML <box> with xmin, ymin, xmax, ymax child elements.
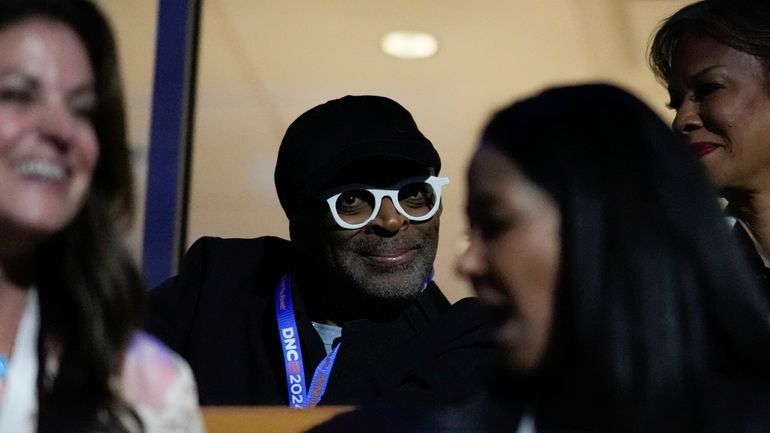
<box><xmin>350</xmin><ymin>239</ymin><xmax>423</xmax><ymax>255</ymax></box>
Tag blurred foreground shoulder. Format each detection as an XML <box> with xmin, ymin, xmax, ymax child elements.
<box><xmin>121</xmin><ymin>331</ymin><xmax>205</xmax><ymax>433</ymax></box>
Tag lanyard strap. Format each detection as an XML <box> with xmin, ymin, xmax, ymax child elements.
<box><xmin>274</xmin><ymin>268</ymin><xmax>433</xmax><ymax>407</ymax></box>
<box><xmin>304</xmin><ymin>343</ymin><xmax>340</xmax><ymax>407</ymax></box>
<box><xmin>275</xmin><ymin>274</ymin><xmax>340</xmax><ymax>408</ymax></box>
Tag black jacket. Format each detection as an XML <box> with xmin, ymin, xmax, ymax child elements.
<box><xmin>733</xmin><ymin>223</ymin><xmax>770</xmax><ymax>301</ymax></box>
<box><xmin>145</xmin><ymin>236</ymin><xmax>496</xmax><ymax>406</ymax></box>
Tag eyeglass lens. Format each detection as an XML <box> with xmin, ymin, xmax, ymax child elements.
<box><xmin>334</xmin><ymin>181</ymin><xmax>438</xmax><ymax>225</ymax></box>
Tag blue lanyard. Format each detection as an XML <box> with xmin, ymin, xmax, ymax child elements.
<box><xmin>0</xmin><ymin>354</ymin><xmax>7</xmax><ymax>380</ymax></box>
<box><xmin>275</xmin><ymin>274</ymin><xmax>340</xmax><ymax>408</ymax></box>
<box><xmin>274</xmin><ymin>268</ymin><xmax>433</xmax><ymax>407</ymax></box>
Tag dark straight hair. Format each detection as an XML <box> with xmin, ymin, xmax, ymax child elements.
<box><xmin>649</xmin><ymin>0</ymin><xmax>770</xmax><ymax>86</ymax></box>
<box><xmin>0</xmin><ymin>1</ymin><xmax>143</xmax><ymax>432</ymax></box>
<box><xmin>480</xmin><ymin>83</ymin><xmax>770</xmax><ymax>432</ymax></box>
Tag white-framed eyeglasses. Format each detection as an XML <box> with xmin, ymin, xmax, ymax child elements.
<box><xmin>323</xmin><ymin>176</ymin><xmax>449</xmax><ymax>229</ymax></box>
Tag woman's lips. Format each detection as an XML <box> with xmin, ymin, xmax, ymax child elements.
<box><xmin>689</xmin><ymin>142</ymin><xmax>720</xmax><ymax>158</ymax></box>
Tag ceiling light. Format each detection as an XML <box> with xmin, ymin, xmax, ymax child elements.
<box><xmin>380</xmin><ymin>31</ymin><xmax>438</xmax><ymax>59</ymax></box>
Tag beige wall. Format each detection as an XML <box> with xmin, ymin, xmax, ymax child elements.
<box><xmin>93</xmin><ymin>0</ymin><xmax>158</xmax><ymax>264</ymax></box>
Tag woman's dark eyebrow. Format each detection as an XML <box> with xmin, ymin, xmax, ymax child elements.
<box><xmin>689</xmin><ymin>64</ymin><xmax>725</xmax><ymax>82</ymax></box>
<box><xmin>69</xmin><ymin>82</ymin><xmax>96</xmax><ymax>99</ymax></box>
<box><xmin>0</xmin><ymin>68</ymin><xmax>37</xmax><ymax>87</ymax></box>
<box><xmin>667</xmin><ymin>64</ymin><xmax>725</xmax><ymax>102</ymax></box>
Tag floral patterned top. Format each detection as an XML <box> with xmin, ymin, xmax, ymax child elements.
<box><xmin>121</xmin><ymin>332</ymin><xmax>206</xmax><ymax>432</ymax></box>
<box><xmin>0</xmin><ymin>289</ymin><xmax>205</xmax><ymax>433</ymax></box>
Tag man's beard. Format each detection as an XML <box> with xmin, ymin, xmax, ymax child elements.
<box><xmin>324</xmin><ymin>235</ymin><xmax>439</xmax><ymax>301</ymax></box>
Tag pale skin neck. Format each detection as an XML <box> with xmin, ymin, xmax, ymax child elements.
<box><xmin>726</xmin><ymin>188</ymin><xmax>770</xmax><ymax>266</ymax></box>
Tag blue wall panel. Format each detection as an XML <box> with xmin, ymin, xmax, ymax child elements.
<box><xmin>142</xmin><ymin>0</ymin><xmax>200</xmax><ymax>288</ymax></box>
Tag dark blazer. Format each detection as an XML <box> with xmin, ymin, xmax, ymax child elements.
<box><xmin>145</xmin><ymin>236</ymin><xmax>496</xmax><ymax>406</ymax></box>
<box><xmin>732</xmin><ymin>223</ymin><xmax>770</xmax><ymax>302</ymax></box>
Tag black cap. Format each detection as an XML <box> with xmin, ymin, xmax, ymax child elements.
<box><xmin>274</xmin><ymin>95</ymin><xmax>441</xmax><ymax>217</ymax></box>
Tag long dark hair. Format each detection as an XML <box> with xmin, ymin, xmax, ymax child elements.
<box><xmin>649</xmin><ymin>0</ymin><xmax>770</xmax><ymax>85</ymax></box>
<box><xmin>0</xmin><ymin>1</ymin><xmax>144</xmax><ymax>431</ymax></box>
<box><xmin>480</xmin><ymin>84</ymin><xmax>770</xmax><ymax>432</ymax></box>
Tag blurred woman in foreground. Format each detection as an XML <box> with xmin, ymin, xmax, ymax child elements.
<box><xmin>454</xmin><ymin>83</ymin><xmax>770</xmax><ymax>432</ymax></box>
<box><xmin>0</xmin><ymin>1</ymin><xmax>203</xmax><ymax>431</ymax></box>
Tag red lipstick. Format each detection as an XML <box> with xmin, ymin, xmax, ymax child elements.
<box><xmin>689</xmin><ymin>142</ymin><xmax>720</xmax><ymax>158</ymax></box>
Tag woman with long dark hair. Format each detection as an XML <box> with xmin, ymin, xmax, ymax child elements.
<box><xmin>455</xmin><ymin>83</ymin><xmax>770</xmax><ymax>432</ymax></box>
<box><xmin>0</xmin><ymin>1</ymin><xmax>203</xmax><ymax>431</ymax></box>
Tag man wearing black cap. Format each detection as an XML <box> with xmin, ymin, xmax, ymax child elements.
<box><xmin>146</xmin><ymin>95</ymin><xmax>494</xmax><ymax>406</ymax></box>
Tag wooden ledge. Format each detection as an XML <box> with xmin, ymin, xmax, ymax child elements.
<box><xmin>202</xmin><ymin>406</ymin><xmax>354</xmax><ymax>433</ymax></box>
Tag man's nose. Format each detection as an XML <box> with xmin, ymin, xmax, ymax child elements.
<box><xmin>368</xmin><ymin>197</ymin><xmax>408</xmax><ymax>234</ymax></box>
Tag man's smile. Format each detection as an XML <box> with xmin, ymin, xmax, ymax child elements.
<box><xmin>359</xmin><ymin>249</ymin><xmax>416</xmax><ymax>267</ymax></box>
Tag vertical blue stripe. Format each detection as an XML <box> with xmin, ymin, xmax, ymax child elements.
<box><xmin>142</xmin><ymin>0</ymin><xmax>201</xmax><ymax>288</ymax></box>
